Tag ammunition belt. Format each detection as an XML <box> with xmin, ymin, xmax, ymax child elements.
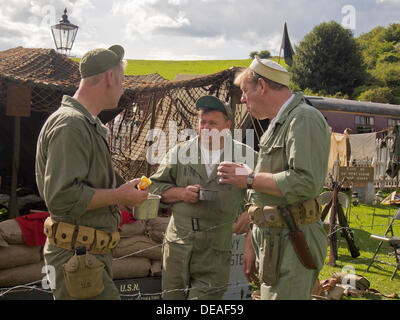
<box><xmin>44</xmin><ymin>217</ymin><xmax>120</xmax><ymax>254</ymax></box>
<box><xmin>248</xmin><ymin>199</ymin><xmax>321</xmax><ymax>228</ymax></box>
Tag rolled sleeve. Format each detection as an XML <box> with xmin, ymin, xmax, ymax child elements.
<box><xmin>43</xmin><ymin>125</ymin><xmax>95</xmax><ymax>218</ymax></box>
<box><xmin>149</xmin><ymin>146</ymin><xmax>179</xmax><ymax>196</ymax></box>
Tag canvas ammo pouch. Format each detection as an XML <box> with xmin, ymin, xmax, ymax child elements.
<box><xmin>248</xmin><ymin>199</ymin><xmax>321</xmax><ymax>228</ymax></box>
<box><xmin>63</xmin><ymin>247</ymin><xmax>105</xmax><ymax>299</ymax></box>
<box><xmin>43</xmin><ymin>217</ymin><xmax>120</xmax><ymax>254</ymax></box>
<box><xmin>259</xmin><ymin>230</ymin><xmax>284</xmax><ymax>286</ymax></box>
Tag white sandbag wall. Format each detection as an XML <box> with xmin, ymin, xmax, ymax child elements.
<box><xmin>112</xmin><ymin>216</ymin><xmax>169</xmax><ymax>279</ymax></box>
<box><xmin>0</xmin><ymin>219</ymin><xmax>45</xmax><ymax>287</ymax></box>
<box><xmin>0</xmin><ymin>216</ymin><xmax>170</xmax><ymax>289</ymax></box>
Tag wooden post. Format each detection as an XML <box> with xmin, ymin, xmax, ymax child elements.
<box><xmin>6</xmin><ymin>83</ymin><xmax>31</xmax><ymax>219</ymax></box>
<box><xmin>146</xmin><ymin>92</ymin><xmax>158</xmax><ymax>177</ymax></box>
<box><xmin>9</xmin><ymin>117</ymin><xmax>21</xmax><ymax>218</ymax></box>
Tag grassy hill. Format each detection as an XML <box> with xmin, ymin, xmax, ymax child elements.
<box><xmin>73</xmin><ymin>57</ymin><xmax>286</xmax><ymax>80</ymax></box>
<box><xmin>124</xmin><ymin>59</ymin><xmax>252</xmax><ymax>80</ymax></box>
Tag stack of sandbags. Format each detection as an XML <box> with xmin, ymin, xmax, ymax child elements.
<box><xmin>112</xmin><ymin>216</ymin><xmax>170</xmax><ymax>279</ymax></box>
<box><xmin>0</xmin><ymin>219</ymin><xmax>44</xmax><ymax>288</ymax></box>
<box><xmin>145</xmin><ymin>216</ymin><xmax>170</xmax><ymax>243</ymax></box>
<box><xmin>146</xmin><ymin>216</ymin><xmax>170</xmax><ymax>277</ymax></box>
<box><xmin>112</xmin><ymin>221</ymin><xmax>154</xmax><ymax>279</ymax></box>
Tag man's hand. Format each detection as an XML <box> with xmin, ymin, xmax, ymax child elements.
<box><xmin>116</xmin><ymin>178</ymin><xmax>149</xmax><ymax>208</ymax></box>
<box><xmin>243</xmin><ymin>231</ymin><xmax>259</xmax><ymax>284</ymax></box>
<box><xmin>217</xmin><ymin>162</ymin><xmax>252</xmax><ymax>189</ymax></box>
<box><xmin>233</xmin><ymin>211</ymin><xmax>250</xmax><ymax>235</ymax></box>
<box><xmin>181</xmin><ymin>184</ymin><xmax>201</xmax><ymax>203</ymax></box>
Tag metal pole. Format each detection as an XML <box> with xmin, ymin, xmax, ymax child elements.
<box><xmin>146</xmin><ymin>92</ymin><xmax>158</xmax><ymax>177</ymax></box>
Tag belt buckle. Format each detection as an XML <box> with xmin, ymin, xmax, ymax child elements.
<box><xmin>192</xmin><ymin>218</ymin><xmax>200</xmax><ymax>231</ymax></box>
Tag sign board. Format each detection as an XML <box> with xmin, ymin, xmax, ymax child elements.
<box><xmin>6</xmin><ymin>83</ymin><xmax>31</xmax><ymax>117</ymax></box>
<box><xmin>222</xmin><ymin>233</ymin><xmax>252</xmax><ymax>300</ymax></box>
<box><xmin>339</xmin><ymin>166</ymin><xmax>374</xmax><ymax>183</ymax></box>
<box><xmin>116</xmin><ymin>277</ymin><xmax>162</xmax><ymax>300</ymax></box>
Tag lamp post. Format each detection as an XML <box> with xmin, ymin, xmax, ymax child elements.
<box><xmin>51</xmin><ymin>8</ymin><xmax>78</xmax><ymax>56</ymax></box>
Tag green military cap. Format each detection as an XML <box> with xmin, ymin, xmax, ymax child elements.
<box><xmin>79</xmin><ymin>44</ymin><xmax>125</xmax><ymax>79</ymax></box>
<box><xmin>195</xmin><ymin>95</ymin><xmax>233</xmax><ymax>120</ymax></box>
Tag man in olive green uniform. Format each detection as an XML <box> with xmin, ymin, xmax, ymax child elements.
<box><xmin>35</xmin><ymin>45</ymin><xmax>148</xmax><ymax>300</ymax></box>
<box><xmin>218</xmin><ymin>57</ymin><xmax>330</xmax><ymax>300</ymax></box>
<box><xmin>149</xmin><ymin>96</ymin><xmax>256</xmax><ymax>300</ymax></box>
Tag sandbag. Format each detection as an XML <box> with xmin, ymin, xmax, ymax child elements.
<box><xmin>150</xmin><ymin>260</ymin><xmax>161</xmax><ymax>277</ymax></box>
<box><xmin>0</xmin><ymin>234</ymin><xmax>8</xmax><ymax>247</ymax></box>
<box><xmin>0</xmin><ymin>245</ymin><xmax>42</xmax><ymax>269</ymax></box>
<box><xmin>120</xmin><ymin>221</ymin><xmax>146</xmax><ymax>238</ymax></box>
<box><xmin>113</xmin><ymin>235</ymin><xmax>162</xmax><ymax>260</ymax></box>
<box><xmin>112</xmin><ymin>257</ymin><xmax>150</xmax><ymax>279</ymax></box>
<box><xmin>0</xmin><ymin>219</ymin><xmax>24</xmax><ymax>245</ymax></box>
<box><xmin>145</xmin><ymin>217</ymin><xmax>170</xmax><ymax>243</ymax></box>
<box><xmin>0</xmin><ymin>261</ymin><xmax>45</xmax><ymax>288</ymax></box>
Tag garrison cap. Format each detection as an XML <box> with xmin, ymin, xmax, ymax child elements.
<box><xmin>249</xmin><ymin>55</ymin><xmax>290</xmax><ymax>87</ymax></box>
<box><xmin>79</xmin><ymin>44</ymin><xmax>125</xmax><ymax>79</ymax></box>
<box><xmin>195</xmin><ymin>95</ymin><xmax>233</xmax><ymax>120</ymax></box>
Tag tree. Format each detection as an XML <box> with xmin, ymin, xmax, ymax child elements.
<box><xmin>290</xmin><ymin>21</ymin><xmax>366</xmax><ymax>95</ymax></box>
<box><xmin>358</xmin><ymin>87</ymin><xmax>393</xmax><ymax>104</ymax></box>
<box><xmin>355</xmin><ymin>23</ymin><xmax>400</xmax><ymax>103</ymax></box>
<box><xmin>249</xmin><ymin>50</ymin><xmax>271</xmax><ymax>59</ymax></box>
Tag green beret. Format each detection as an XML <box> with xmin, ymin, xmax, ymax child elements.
<box><xmin>195</xmin><ymin>95</ymin><xmax>233</xmax><ymax>119</ymax></box>
<box><xmin>79</xmin><ymin>44</ymin><xmax>125</xmax><ymax>79</ymax></box>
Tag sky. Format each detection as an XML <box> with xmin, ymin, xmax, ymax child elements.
<box><xmin>0</xmin><ymin>0</ymin><xmax>399</xmax><ymax>60</ymax></box>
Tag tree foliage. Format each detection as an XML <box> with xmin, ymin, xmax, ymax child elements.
<box><xmin>249</xmin><ymin>50</ymin><xmax>271</xmax><ymax>59</ymax></box>
<box><xmin>354</xmin><ymin>23</ymin><xmax>400</xmax><ymax>103</ymax></box>
<box><xmin>358</xmin><ymin>87</ymin><xmax>394</xmax><ymax>104</ymax></box>
<box><xmin>290</xmin><ymin>21</ymin><xmax>366</xmax><ymax>95</ymax></box>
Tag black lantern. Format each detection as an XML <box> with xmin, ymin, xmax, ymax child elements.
<box><xmin>51</xmin><ymin>8</ymin><xmax>78</xmax><ymax>56</ymax></box>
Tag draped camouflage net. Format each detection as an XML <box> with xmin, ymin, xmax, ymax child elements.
<box><xmin>0</xmin><ymin>47</ymin><xmax>249</xmax><ymax>181</ymax></box>
<box><xmin>108</xmin><ymin>68</ymin><xmax>249</xmax><ymax>180</ymax></box>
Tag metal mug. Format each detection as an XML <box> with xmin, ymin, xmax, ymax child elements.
<box><xmin>198</xmin><ymin>188</ymin><xmax>218</xmax><ymax>201</ymax></box>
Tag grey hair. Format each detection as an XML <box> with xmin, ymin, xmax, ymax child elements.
<box><xmin>234</xmin><ymin>68</ymin><xmax>287</xmax><ymax>91</ymax></box>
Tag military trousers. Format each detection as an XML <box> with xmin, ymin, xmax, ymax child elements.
<box><xmin>252</xmin><ymin>220</ymin><xmax>328</xmax><ymax>300</ymax></box>
<box><xmin>43</xmin><ymin>239</ymin><xmax>120</xmax><ymax>300</ymax></box>
<box><xmin>162</xmin><ymin>233</ymin><xmax>231</xmax><ymax>300</ymax></box>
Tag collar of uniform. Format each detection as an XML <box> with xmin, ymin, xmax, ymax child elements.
<box><xmin>61</xmin><ymin>95</ymin><xmax>108</xmax><ymax>139</ymax></box>
<box><xmin>275</xmin><ymin>92</ymin><xmax>304</xmax><ymax>125</ymax></box>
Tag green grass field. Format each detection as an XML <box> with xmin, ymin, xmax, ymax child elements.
<box><xmin>124</xmin><ymin>59</ymin><xmax>252</xmax><ymax>80</ymax></box>
<box><xmin>319</xmin><ymin>191</ymin><xmax>400</xmax><ymax>300</ymax></box>
<box><xmin>73</xmin><ymin>57</ymin><xmax>286</xmax><ymax>80</ymax></box>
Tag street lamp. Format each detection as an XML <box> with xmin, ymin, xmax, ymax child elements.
<box><xmin>51</xmin><ymin>8</ymin><xmax>78</xmax><ymax>56</ymax></box>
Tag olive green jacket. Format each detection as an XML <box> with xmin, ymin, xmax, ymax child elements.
<box><xmin>35</xmin><ymin>95</ymin><xmax>121</xmax><ymax>233</ymax></box>
<box><xmin>149</xmin><ymin>136</ymin><xmax>256</xmax><ymax>251</ymax></box>
<box><xmin>249</xmin><ymin>92</ymin><xmax>331</xmax><ymax>208</ymax></box>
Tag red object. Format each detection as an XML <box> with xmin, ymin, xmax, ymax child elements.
<box><xmin>15</xmin><ymin>212</ymin><xmax>49</xmax><ymax>247</ymax></box>
<box><xmin>14</xmin><ymin>211</ymin><xmax>136</xmax><ymax>247</ymax></box>
<box><xmin>120</xmin><ymin>211</ymin><xmax>137</xmax><ymax>226</ymax></box>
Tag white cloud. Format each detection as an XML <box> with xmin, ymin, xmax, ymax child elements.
<box><xmin>0</xmin><ymin>0</ymin><xmax>399</xmax><ymax>59</ymax></box>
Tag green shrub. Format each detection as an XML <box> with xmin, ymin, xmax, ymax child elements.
<box><xmin>358</xmin><ymin>87</ymin><xmax>394</xmax><ymax>103</ymax></box>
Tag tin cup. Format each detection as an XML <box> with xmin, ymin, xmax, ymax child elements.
<box><xmin>198</xmin><ymin>188</ymin><xmax>218</xmax><ymax>201</ymax></box>
<box><xmin>134</xmin><ymin>194</ymin><xmax>161</xmax><ymax>220</ymax></box>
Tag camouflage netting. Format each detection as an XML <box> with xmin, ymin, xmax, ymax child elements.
<box><xmin>0</xmin><ymin>47</ymin><xmax>249</xmax><ymax>182</ymax></box>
